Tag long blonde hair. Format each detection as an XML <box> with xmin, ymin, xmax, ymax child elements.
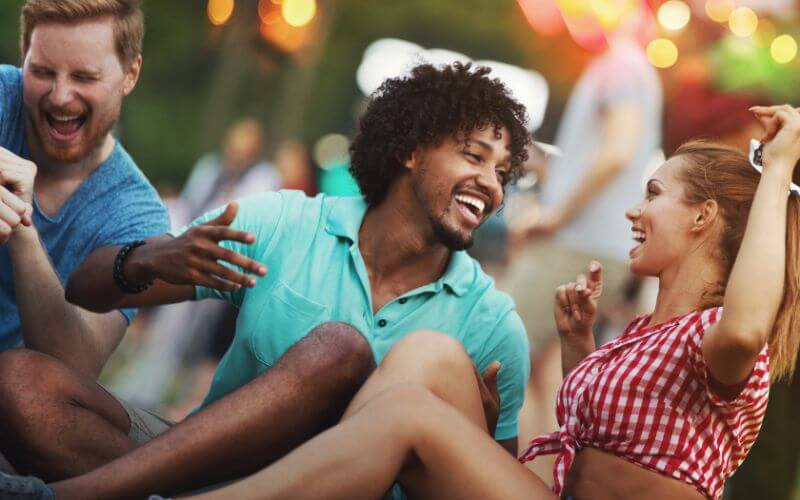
<box><xmin>675</xmin><ymin>140</ymin><xmax>800</xmax><ymax>381</ymax></box>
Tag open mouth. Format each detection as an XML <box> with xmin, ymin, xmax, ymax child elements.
<box><xmin>630</xmin><ymin>229</ymin><xmax>646</xmax><ymax>256</ymax></box>
<box><xmin>454</xmin><ymin>193</ymin><xmax>486</xmax><ymax>227</ymax></box>
<box><xmin>45</xmin><ymin>111</ymin><xmax>86</xmax><ymax>142</ymax></box>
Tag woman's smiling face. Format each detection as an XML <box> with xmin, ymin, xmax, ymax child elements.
<box><xmin>625</xmin><ymin>156</ymin><xmax>708</xmax><ymax>276</ymax></box>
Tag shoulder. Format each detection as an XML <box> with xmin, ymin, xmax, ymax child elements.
<box><xmin>0</xmin><ymin>65</ymin><xmax>22</xmax><ymax>94</ymax></box>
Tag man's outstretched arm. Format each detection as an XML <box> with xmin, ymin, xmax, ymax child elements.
<box><xmin>66</xmin><ymin>202</ymin><xmax>267</xmax><ymax>313</ymax></box>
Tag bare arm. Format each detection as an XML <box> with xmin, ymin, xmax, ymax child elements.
<box><xmin>703</xmin><ymin>105</ymin><xmax>800</xmax><ymax>384</ymax></box>
<box><xmin>550</xmin><ymin>103</ymin><xmax>643</xmax><ymax>227</ymax></box>
<box><xmin>66</xmin><ymin>202</ymin><xmax>267</xmax><ymax>313</ymax></box>
<box><xmin>8</xmin><ymin>224</ymin><xmax>127</xmax><ymax>377</ymax></box>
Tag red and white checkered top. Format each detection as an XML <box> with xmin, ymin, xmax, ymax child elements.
<box><xmin>518</xmin><ymin>307</ymin><xmax>770</xmax><ymax>499</ymax></box>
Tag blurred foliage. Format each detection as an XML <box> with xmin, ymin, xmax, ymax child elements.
<box><xmin>0</xmin><ymin>0</ymin><xmax>553</xmax><ymax>187</ymax></box>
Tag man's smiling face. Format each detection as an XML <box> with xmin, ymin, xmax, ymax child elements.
<box><xmin>409</xmin><ymin>125</ymin><xmax>511</xmax><ymax>250</ymax></box>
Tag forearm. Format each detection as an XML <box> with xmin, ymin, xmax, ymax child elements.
<box><xmin>66</xmin><ymin>234</ymin><xmax>184</xmax><ymax>312</ymax></box>
<box><xmin>719</xmin><ymin>167</ymin><xmax>791</xmax><ymax>345</ymax></box>
<box><xmin>555</xmin><ymin>158</ymin><xmax>625</xmax><ymax>226</ymax></box>
<box><xmin>559</xmin><ymin>332</ymin><xmax>595</xmax><ymax>377</ymax></box>
<box><xmin>8</xmin><ymin>225</ymin><xmax>113</xmax><ymax>372</ymax></box>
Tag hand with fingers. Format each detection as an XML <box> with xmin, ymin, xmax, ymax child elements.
<box><xmin>0</xmin><ymin>146</ymin><xmax>36</xmax><ymax>205</ymax></box>
<box><xmin>0</xmin><ymin>186</ymin><xmax>33</xmax><ymax>245</ymax></box>
<box><xmin>474</xmin><ymin>361</ymin><xmax>502</xmax><ymax>436</ymax></box>
<box><xmin>130</xmin><ymin>202</ymin><xmax>267</xmax><ymax>292</ymax></box>
<box><xmin>750</xmin><ymin>105</ymin><xmax>800</xmax><ymax>171</ymax></box>
<box><xmin>554</xmin><ymin>261</ymin><xmax>603</xmax><ymax>338</ymax></box>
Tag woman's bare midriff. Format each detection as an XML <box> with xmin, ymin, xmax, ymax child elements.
<box><xmin>562</xmin><ymin>447</ymin><xmax>708</xmax><ymax>500</ymax></box>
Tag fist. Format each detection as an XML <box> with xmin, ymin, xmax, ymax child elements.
<box><xmin>0</xmin><ymin>147</ymin><xmax>36</xmax><ymax>205</ymax></box>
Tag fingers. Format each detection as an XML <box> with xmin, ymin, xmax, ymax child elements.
<box><xmin>0</xmin><ymin>187</ymin><xmax>32</xmax><ymax>226</ymax></box>
<box><xmin>210</xmin><ymin>245</ymin><xmax>267</xmax><ymax>276</ymax></box>
<box><xmin>203</xmin><ymin>225</ymin><xmax>256</xmax><ymax>244</ymax></box>
<box><xmin>206</xmin><ymin>202</ymin><xmax>239</xmax><ymax>227</ymax></box>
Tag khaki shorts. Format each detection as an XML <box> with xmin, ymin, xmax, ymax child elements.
<box><xmin>504</xmin><ymin>241</ymin><xmax>632</xmax><ymax>353</ymax></box>
<box><xmin>112</xmin><ymin>393</ymin><xmax>175</xmax><ymax>445</ymax></box>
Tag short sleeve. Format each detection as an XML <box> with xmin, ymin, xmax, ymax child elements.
<box><xmin>479</xmin><ymin>309</ymin><xmax>531</xmax><ymax>441</ymax></box>
<box><xmin>686</xmin><ymin>307</ymin><xmax>770</xmax><ymax>409</ymax></box>
<box><xmin>0</xmin><ymin>65</ymin><xmax>24</xmax><ymax>150</ymax></box>
<box><xmin>171</xmin><ymin>191</ymin><xmax>284</xmax><ymax>307</ymax></box>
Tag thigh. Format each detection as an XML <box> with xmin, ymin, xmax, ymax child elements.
<box><xmin>399</xmin><ymin>391</ymin><xmax>555</xmax><ymax>500</ymax></box>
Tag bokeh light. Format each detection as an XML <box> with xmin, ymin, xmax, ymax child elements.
<box><xmin>658</xmin><ymin>1</ymin><xmax>690</xmax><ymax>31</ymax></box>
<box><xmin>313</xmin><ymin>134</ymin><xmax>350</xmax><ymax>169</ymax></box>
<box><xmin>282</xmin><ymin>0</ymin><xmax>316</xmax><ymax>27</ymax></box>
<box><xmin>728</xmin><ymin>7</ymin><xmax>758</xmax><ymax>38</ymax></box>
<box><xmin>705</xmin><ymin>0</ymin><xmax>734</xmax><ymax>23</ymax></box>
<box><xmin>771</xmin><ymin>34</ymin><xmax>798</xmax><ymax>64</ymax></box>
<box><xmin>753</xmin><ymin>19</ymin><xmax>776</xmax><ymax>48</ymax></box>
<box><xmin>258</xmin><ymin>0</ymin><xmax>281</xmax><ymax>24</ymax></box>
<box><xmin>517</xmin><ymin>0</ymin><xmax>564</xmax><ymax>36</ymax></box>
<box><xmin>591</xmin><ymin>0</ymin><xmax>621</xmax><ymax>30</ymax></box>
<box><xmin>646</xmin><ymin>38</ymin><xmax>679</xmax><ymax>68</ymax></box>
<box><xmin>207</xmin><ymin>0</ymin><xmax>234</xmax><ymax>26</ymax></box>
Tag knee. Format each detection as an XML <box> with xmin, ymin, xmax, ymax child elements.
<box><xmin>301</xmin><ymin>322</ymin><xmax>375</xmax><ymax>382</ymax></box>
<box><xmin>386</xmin><ymin>330</ymin><xmax>473</xmax><ymax>380</ymax></box>
<box><xmin>0</xmin><ymin>349</ymin><xmax>73</xmax><ymax>422</ymax></box>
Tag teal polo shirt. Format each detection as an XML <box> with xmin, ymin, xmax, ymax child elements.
<box><xmin>175</xmin><ymin>190</ymin><xmax>530</xmax><ymax>440</ymax></box>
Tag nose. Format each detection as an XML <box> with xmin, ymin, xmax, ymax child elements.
<box><xmin>475</xmin><ymin>166</ymin><xmax>503</xmax><ymax>209</ymax></box>
<box><xmin>48</xmin><ymin>75</ymin><xmax>75</xmax><ymax>108</ymax></box>
<box><xmin>626</xmin><ymin>203</ymin><xmax>643</xmax><ymax>221</ymax></box>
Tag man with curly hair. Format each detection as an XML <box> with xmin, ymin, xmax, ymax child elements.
<box><xmin>1</xmin><ymin>63</ymin><xmax>532</xmax><ymax>499</ymax></box>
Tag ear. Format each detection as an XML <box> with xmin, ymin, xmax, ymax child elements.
<box><xmin>691</xmin><ymin>199</ymin><xmax>719</xmax><ymax>233</ymax></box>
<box><xmin>122</xmin><ymin>55</ymin><xmax>142</xmax><ymax>96</ymax></box>
<box><xmin>403</xmin><ymin>150</ymin><xmax>419</xmax><ymax>171</ymax></box>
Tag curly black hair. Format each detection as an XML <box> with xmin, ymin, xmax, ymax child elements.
<box><xmin>349</xmin><ymin>62</ymin><xmax>531</xmax><ymax>206</ymax></box>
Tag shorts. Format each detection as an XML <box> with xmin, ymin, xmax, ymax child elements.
<box><xmin>504</xmin><ymin>241</ymin><xmax>632</xmax><ymax>353</ymax></box>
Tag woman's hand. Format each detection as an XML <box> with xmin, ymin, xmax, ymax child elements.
<box><xmin>751</xmin><ymin>105</ymin><xmax>800</xmax><ymax>172</ymax></box>
<box><xmin>554</xmin><ymin>261</ymin><xmax>603</xmax><ymax>337</ymax></box>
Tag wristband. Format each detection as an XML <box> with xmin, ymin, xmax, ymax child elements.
<box><xmin>113</xmin><ymin>240</ymin><xmax>152</xmax><ymax>294</ymax></box>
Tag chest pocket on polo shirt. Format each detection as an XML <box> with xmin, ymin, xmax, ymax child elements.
<box><xmin>248</xmin><ymin>280</ymin><xmax>329</xmax><ymax>367</ymax></box>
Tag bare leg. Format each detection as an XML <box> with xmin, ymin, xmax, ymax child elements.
<box><xmin>189</xmin><ymin>331</ymin><xmax>555</xmax><ymax>500</ymax></box>
<box><xmin>0</xmin><ymin>349</ymin><xmax>136</xmax><ymax>480</ymax></box>
<box><xmin>47</xmin><ymin>322</ymin><xmax>374</xmax><ymax>500</ymax></box>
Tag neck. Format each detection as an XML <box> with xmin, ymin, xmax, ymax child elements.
<box><xmin>359</xmin><ymin>188</ymin><xmax>451</xmax><ymax>289</ymax></box>
<box><xmin>25</xmin><ymin>122</ymin><xmax>114</xmax><ymax>182</ymax></box>
<box><xmin>651</xmin><ymin>251</ymin><xmax>723</xmax><ymax>325</ymax></box>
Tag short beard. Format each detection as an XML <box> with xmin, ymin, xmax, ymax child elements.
<box><xmin>411</xmin><ymin>156</ymin><xmax>475</xmax><ymax>251</ymax></box>
<box><xmin>431</xmin><ymin>212</ymin><xmax>474</xmax><ymax>251</ymax></box>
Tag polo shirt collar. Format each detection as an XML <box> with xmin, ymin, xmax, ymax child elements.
<box><xmin>325</xmin><ymin>196</ymin><xmax>473</xmax><ymax>297</ymax></box>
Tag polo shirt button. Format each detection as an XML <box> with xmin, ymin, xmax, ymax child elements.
<box><xmin>378</xmin><ymin>319</ymin><xmax>387</xmax><ymax>327</ymax></box>
<box><xmin>398</xmin><ymin>298</ymin><xmax>407</xmax><ymax>304</ymax></box>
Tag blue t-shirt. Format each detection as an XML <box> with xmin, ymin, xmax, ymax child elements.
<box><xmin>0</xmin><ymin>65</ymin><xmax>169</xmax><ymax>349</ymax></box>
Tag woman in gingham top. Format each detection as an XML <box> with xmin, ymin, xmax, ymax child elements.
<box><xmin>148</xmin><ymin>105</ymin><xmax>799</xmax><ymax>500</ymax></box>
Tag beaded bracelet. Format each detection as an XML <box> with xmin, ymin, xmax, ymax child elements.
<box><xmin>113</xmin><ymin>240</ymin><xmax>152</xmax><ymax>294</ymax></box>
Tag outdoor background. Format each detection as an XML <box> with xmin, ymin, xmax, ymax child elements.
<box><xmin>2</xmin><ymin>0</ymin><xmax>799</xmax><ymax>498</ymax></box>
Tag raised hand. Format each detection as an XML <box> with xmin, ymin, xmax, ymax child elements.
<box><xmin>0</xmin><ymin>146</ymin><xmax>36</xmax><ymax>205</ymax></box>
<box><xmin>129</xmin><ymin>202</ymin><xmax>267</xmax><ymax>292</ymax></box>
<box><xmin>554</xmin><ymin>261</ymin><xmax>603</xmax><ymax>337</ymax></box>
<box><xmin>0</xmin><ymin>186</ymin><xmax>33</xmax><ymax>245</ymax></box>
<box><xmin>751</xmin><ymin>105</ymin><xmax>800</xmax><ymax>171</ymax></box>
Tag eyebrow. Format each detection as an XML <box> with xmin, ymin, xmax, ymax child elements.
<box><xmin>469</xmin><ymin>139</ymin><xmax>512</xmax><ymax>164</ymax></box>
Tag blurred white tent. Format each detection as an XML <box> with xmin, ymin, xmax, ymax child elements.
<box><xmin>356</xmin><ymin>38</ymin><xmax>551</xmax><ymax>136</ymax></box>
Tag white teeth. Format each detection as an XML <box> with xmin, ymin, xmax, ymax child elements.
<box><xmin>49</xmin><ymin>113</ymin><xmax>81</xmax><ymax>122</ymax></box>
<box><xmin>455</xmin><ymin>194</ymin><xmax>485</xmax><ymax>216</ymax></box>
<box><xmin>632</xmin><ymin>230</ymin><xmax>646</xmax><ymax>243</ymax></box>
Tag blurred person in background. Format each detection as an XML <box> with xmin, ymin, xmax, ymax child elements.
<box><xmin>274</xmin><ymin>139</ymin><xmax>318</xmax><ymax>195</ymax></box>
<box><xmin>0</xmin><ymin>0</ymin><xmax>169</xmax><ymax>474</ymax></box>
<box><xmin>506</xmin><ymin>4</ymin><xmax>663</xmax><ymax>467</ymax></box>
<box><xmin>0</xmin><ymin>63</ymin><xmax>531</xmax><ymax>500</ymax></box>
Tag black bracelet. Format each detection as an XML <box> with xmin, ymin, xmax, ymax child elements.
<box><xmin>113</xmin><ymin>240</ymin><xmax>152</xmax><ymax>294</ymax></box>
